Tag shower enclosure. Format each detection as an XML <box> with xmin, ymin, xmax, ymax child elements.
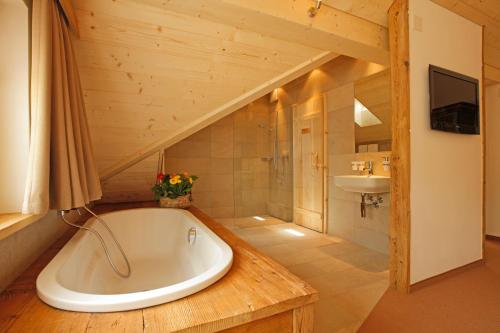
<box><xmin>267</xmin><ymin>106</ymin><xmax>294</xmax><ymax>222</ymax></box>
<box><xmin>232</xmin><ymin>100</ymin><xmax>293</xmax><ymax>221</ymax></box>
<box><xmin>231</xmin><ymin>95</ymin><xmax>326</xmax><ymax>230</ymax></box>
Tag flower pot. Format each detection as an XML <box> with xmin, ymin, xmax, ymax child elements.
<box><xmin>159</xmin><ymin>194</ymin><xmax>192</xmax><ymax>209</ymax></box>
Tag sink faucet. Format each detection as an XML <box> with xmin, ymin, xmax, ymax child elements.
<box><xmin>352</xmin><ymin>160</ymin><xmax>374</xmax><ymax>175</ymax></box>
<box><xmin>365</xmin><ymin>160</ymin><xmax>374</xmax><ymax>176</ymax></box>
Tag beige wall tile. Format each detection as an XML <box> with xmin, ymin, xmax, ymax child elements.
<box><xmin>167</xmin><ymin>140</ymin><xmax>211</xmax><ymax>158</ymax></box>
<box><xmin>210</xmin><ymin>140</ymin><xmax>233</xmax><ymax>158</ymax></box>
<box><xmin>211</xmin><ymin>124</ymin><xmax>233</xmax><ymax>143</ymax></box>
<box><xmin>191</xmin><ymin>191</ymin><xmax>212</xmax><ymax>209</ymax></box>
<box><xmin>210</xmin><ymin>158</ymin><xmax>233</xmax><ymax>174</ymax></box>
<box><xmin>213</xmin><ymin>114</ymin><xmax>234</xmax><ymax>127</ymax></box>
<box><xmin>212</xmin><ymin>191</ymin><xmax>235</xmax><ymax>208</ymax></box>
<box><xmin>211</xmin><ymin>174</ymin><xmax>233</xmax><ymax>192</ymax></box>
<box><xmin>185</xmin><ymin>126</ymin><xmax>211</xmax><ymax>143</ymax></box>
<box><xmin>192</xmin><ymin>173</ymin><xmax>211</xmax><ymax>192</ymax></box>
<box><xmin>164</xmin><ymin>157</ymin><xmax>211</xmax><ymax>175</ymax></box>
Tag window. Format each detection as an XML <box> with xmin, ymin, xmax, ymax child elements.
<box><xmin>0</xmin><ymin>0</ymin><xmax>30</xmax><ymax>213</ymax></box>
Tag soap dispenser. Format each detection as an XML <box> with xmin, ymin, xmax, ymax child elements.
<box><xmin>382</xmin><ymin>156</ymin><xmax>390</xmax><ymax>171</ymax></box>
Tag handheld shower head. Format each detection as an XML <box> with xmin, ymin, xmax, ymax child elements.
<box><xmin>307</xmin><ymin>0</ymin><xmax>322</xmax><ymax>17</ymax></box>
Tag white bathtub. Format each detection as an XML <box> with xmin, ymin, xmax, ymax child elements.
<box><xmin>36</xmin><ymin>208</ymin><xmax>233</xmax><ymax>312</ymax></box>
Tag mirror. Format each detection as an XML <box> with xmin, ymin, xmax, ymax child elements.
<box><xmin>353</xmin><ymin>69</ymin><xmax>392</xmax><ymax>152</ymax></box>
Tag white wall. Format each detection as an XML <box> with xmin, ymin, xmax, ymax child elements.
<box><xmin>409</xmin><ymin>0</ymin><xmax>483</xmax><ymax>283</ymax></box>
<box><xmin>0</xmin><ymin>0</ymin><xmax>30</xmax><ymax>213</ymax></box>
<box><xmin>486</xmin><ymin>83</ymin><xmax>500</xmax><ymax>237</ymax></box>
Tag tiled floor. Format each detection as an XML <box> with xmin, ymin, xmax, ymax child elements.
<box><xmin>217</xmin><ymin>216</ymin><xmax>389</xmax><ymax>333</ymax></box>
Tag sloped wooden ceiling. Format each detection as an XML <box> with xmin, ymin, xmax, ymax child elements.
<box><xmin>431</xmin><ymin>0</ymin><xmax>500</xmax><ymax>83</ymax></box>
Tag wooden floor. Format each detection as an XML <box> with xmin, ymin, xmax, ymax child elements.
<box><xmin>0</xmin><ymin>203</ymin><xmax>318</xmax><ymax>333</ymax></box>
<box><xmin>359</xmin><ymin>238</ymin><xmax>500</xmax><ymax>332</ymax></box>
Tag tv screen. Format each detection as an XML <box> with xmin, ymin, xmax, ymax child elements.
<box><xmin>429</xmin><ymin>65</ymin><xmax>479</xmax><ymax>135</ymax></box>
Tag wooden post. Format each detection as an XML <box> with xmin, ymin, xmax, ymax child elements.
<box><xmin>388</xmin><ymin>0</ymin><xmax>411</xmax><ymax>293</ymax></box>
<box><xmin>481</xmin><ymin>26</ymin><xmax>486</xmax><ymax>258</ymax></box>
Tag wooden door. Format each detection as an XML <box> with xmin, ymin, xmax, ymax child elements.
<box><xmin>293</xmin><ymin>96</ymin><xmax>326</xmax><ymax>232</ymax></box>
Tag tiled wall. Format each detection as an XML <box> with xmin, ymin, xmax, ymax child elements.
<box><xmin>164</xmin><ymin>97</ymin><xmax>270</xmax><ymax>218</ymax></box>
<box><xmin>326</xmin><ymin>82</ymin><xmax>391</xmax><ymax>254</ymax></box>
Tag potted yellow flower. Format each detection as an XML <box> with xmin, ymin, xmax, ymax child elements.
<box><xmin>152</xmin><ymin>172</ymin><xmax>199</xmax><ymax>208</ymax></box>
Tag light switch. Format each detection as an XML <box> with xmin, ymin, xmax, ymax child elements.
<box><xmin>414</xmin><ymin>15</ymin><xmax>423</xmax><ymax>32</ymax></box>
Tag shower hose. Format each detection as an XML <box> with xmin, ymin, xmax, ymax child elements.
<box><xmin>60</xmin><ymin>206</ymin><xmax>131</xmax><ymax>278</ymax></box>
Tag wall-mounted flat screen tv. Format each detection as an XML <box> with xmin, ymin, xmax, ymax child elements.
<box><xmin>429</xmin><ymin>65</ymin><xmax>480</xmax><ymax>135</ymax></box>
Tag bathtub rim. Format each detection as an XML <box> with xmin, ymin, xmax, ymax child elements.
<box><xmin>36</xmin><ymin>208</ymin><xmax>233</xmax><ymax>312</ymax></box>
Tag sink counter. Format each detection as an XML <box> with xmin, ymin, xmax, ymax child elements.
<box><xmin>0</xmin><ymin>202</ymin><xmax>318</xmax><ymax>332</ymax></box>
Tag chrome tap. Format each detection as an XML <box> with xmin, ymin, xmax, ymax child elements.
<box><xmin>365</xmin><ymin>160</ymin><xmax>374</xmax><ymax>176</ymax></box>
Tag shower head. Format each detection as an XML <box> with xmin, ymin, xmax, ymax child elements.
<box><xmin>307</xmin><ymin>0</ymin><xmax>322</xmax><ymax>17</ymax></box>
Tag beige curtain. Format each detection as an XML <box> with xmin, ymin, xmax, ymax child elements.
<box><xmin>23</xmin><ymin>0</ymin><xmax>102</xmax><ymax>214</ymax></box>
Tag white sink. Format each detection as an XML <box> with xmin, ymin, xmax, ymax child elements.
<box><xmin>334</xmin><ymin>175</ymin><xmax>391</xmax><ymax>193</ymax></box>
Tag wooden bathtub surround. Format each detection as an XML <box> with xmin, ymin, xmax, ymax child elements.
<box><xmin>388</xmin><ymin>0</ymin><xmax>411</xmax><ymax>293</ymax></box>
<box><xmin>0</xmin><ymin>203</ymin><xmax>318</xmax><ymax>332</ymax></box>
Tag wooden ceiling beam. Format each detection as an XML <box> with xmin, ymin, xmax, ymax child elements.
<box><xmin>133</xmin><ymin>0</ymin><xmax>390</xmax><ymax>66</ymax></box>
<box><xmin>322</xmin><ymin>0</ymin><xmax>393</xmax><ymax>27</ymax></box>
